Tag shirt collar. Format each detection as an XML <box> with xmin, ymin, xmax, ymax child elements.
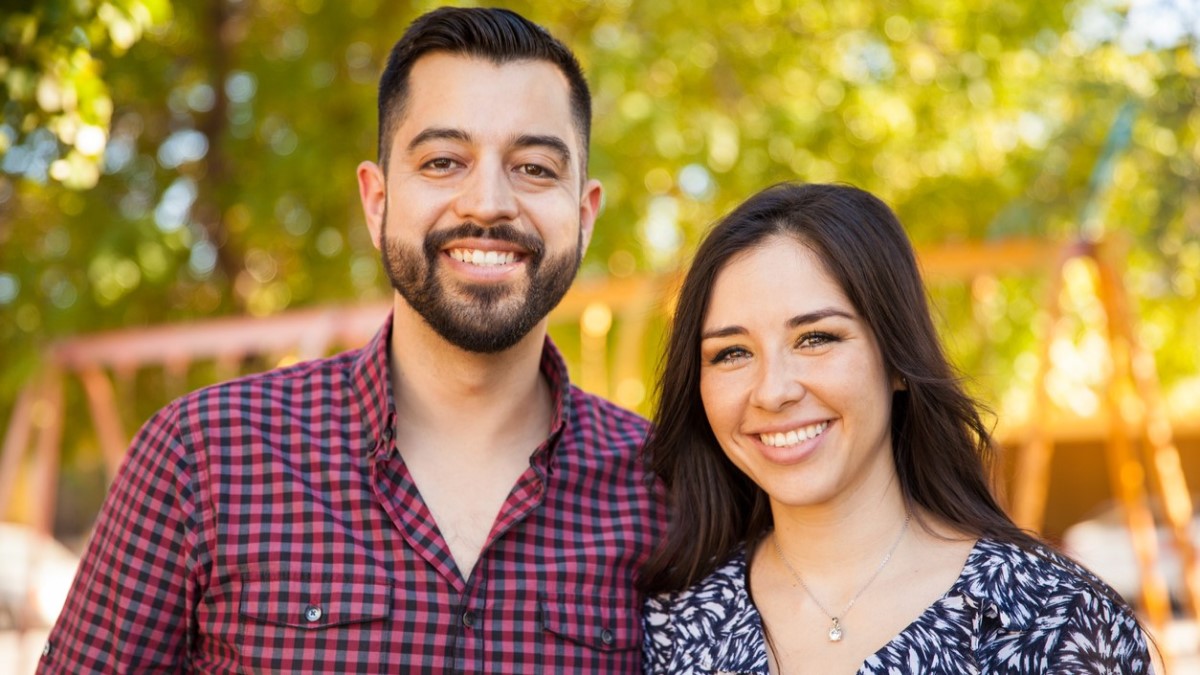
<box><xmin>348</xmin><ymin>314</ymin><xmax>574</xmax><ymax>463</ymax></box>
<box><xmin>956</xmin><ymin>538</ymin><xmax>1066</xmax><ymax>632</ymax></box>
<box><xmin>536</xmin><ymin>334</ymin><xmax>572</xmax><ymax>468</ymax></box>
<box><xmin>348</xmin><ymin>313</ymin><xmax>395</xmax><ymax>458</ymax></box>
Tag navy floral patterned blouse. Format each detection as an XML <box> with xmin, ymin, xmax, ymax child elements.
<box><xmin>643</xmin><ymin>538</ymin><xmax>1151</xmax><ymax>674</ymax></box>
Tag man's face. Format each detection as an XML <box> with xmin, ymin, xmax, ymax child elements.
<box><xmin>360</xmin><ymin>53</ymin><xmax>601</xmax><ymax>353</ymax></box>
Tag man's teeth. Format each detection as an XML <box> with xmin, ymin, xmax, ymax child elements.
<box><xmin>759</xmin><ymin>421</ymin><xmax>829</xmax><ymax>448</ymax></box>
<box><xmin>449</xmin><ymin>249</ymin><xmax>517</xmax><ymax>266</ymax></box>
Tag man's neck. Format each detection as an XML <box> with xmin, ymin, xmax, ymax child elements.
<box><xmin>386</xmin><ymin>299</ymin><xmax>554</xmax><ymax>454</ymax></box>
<box><xmin>385</xmin><ymin>298</ymin><xmax>556</xmax><ymax>578</ymax></box>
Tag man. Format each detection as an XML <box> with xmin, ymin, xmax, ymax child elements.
<box><xmin>40</xmin><ymin>7</ymin><xmax>664</xmax><ymax>672</ymax></box>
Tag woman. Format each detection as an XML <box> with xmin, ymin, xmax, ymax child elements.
<box><xmin>640</xmin><ymin>183</ymin><xmax>1151</xmax><ymax>674</ymax></box>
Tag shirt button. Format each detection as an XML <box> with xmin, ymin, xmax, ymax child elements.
<box><xmin>599</xmin><ymin>627</ymin><xmax>615</xmax><ymax>646</ymax></box>
<box><xmin>304</xmin><ymin>605</ymin><xmax>323</xmax><ymax>623</ymax></box>
<box><xmin>42</xmin><ymin>641</ymin><xmax>51</xmax><ymax>657</ymax></box>
<box><xmin>462</xmin><ymin>609</ymin><xmax>477</xmax><ymax>628</ymax></box>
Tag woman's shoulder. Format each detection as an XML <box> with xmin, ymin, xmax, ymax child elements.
<box><xmin>965</xmin><ymin>538</ymin><xmax>1141</xmax><ymax>633</ymax></box>
<box><xmin>969</xmin><ymin>538</ymin><xmax>1125</xmax><ymax>598</ymax></box>
<box><xmin>961</xmin><ymin>538</ymin><xmax>1151</xmax><ymax>672</ymax></box>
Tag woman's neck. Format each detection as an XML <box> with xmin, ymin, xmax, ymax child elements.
<box><xmin>766</xmin><ymin>485</ymin><xmax>910</xmax><ymax>579</ymax></box>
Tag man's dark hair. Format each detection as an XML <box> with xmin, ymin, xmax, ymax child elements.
<box><xmin>377</xmin><ymin>7</ymin><xmax>592</xmax><ymax>171</ymax></box>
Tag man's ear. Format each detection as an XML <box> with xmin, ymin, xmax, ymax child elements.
<box><xmin>578</xmin><ymin>178</ymin><xmax>603</xmax><ymax>256</ymax></box>
<box><xmin>357</xmin><ymin>160</ymin><xmax>387</xmax><ymax>249</ymax></box>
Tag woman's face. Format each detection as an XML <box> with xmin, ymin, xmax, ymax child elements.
<box><xmin>698</xmin><ymin>234</ymin><xmax>901</xmax><ymax>513</ymax></box>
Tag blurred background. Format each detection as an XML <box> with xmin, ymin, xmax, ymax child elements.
<box><xmin>2</xmin><ymin>0</ymin><xmax>1199</xmax><ymax>671</ymax></box>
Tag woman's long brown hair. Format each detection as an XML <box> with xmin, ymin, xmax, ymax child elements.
<box><xmin>639</xmin><ymin>182</ymin><xmax>1043</xmax><ymax>593</ymax></box>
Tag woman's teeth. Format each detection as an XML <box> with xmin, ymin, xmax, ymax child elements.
<box><xmin>759</xmin><ymin>421</ymin><xmax>829</xmax><ymax>448</ymax></box>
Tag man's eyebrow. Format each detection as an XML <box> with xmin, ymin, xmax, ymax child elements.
<box><xmin>407</xmin><ymin>127</ymin><xmax>471</xmax><ymax>151</ymax></box>
<box><xmin>513</xmin><ymin>134</ymin><xmax>571</xmax><ymax>166</ymax></box>
<box><xmin>700</xmin><ymin>308</ymin><xmax>854</xmax><ymax>340</ymax></box>
<box><xmin>406</xmin><ymin>130</ymin><xmax>572</xmax><ymax>167</ymax></box>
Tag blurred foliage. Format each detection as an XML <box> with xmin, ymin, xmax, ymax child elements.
<box><xmin>2</xmin><ymin>0</ymin><xmax>1199</xmax><ymax>450</ymax></box>
<box><xmin>1</xmin><ymin>0</ymin><xmax>171</xmax><ymax>189</ymax></box>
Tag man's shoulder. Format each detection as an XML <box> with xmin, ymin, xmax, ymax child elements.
<box><xmin>563</xmin><ymin>386</ymin><xmax>652</xmax><ymax>459</ymax></box>
<box><xmin>127</xmin><ymin>345</ymin><xmax>374</xmax><ymax>468</ymax></box>
<box><xmin>567</xmin><ymin>385</ymin><xmax>650</xmax><ymax>432</ymax></box>
<box><xmin>172</xmin><ymin>346</ymin><xmax>363</xmax><ymax>420</ymax></box>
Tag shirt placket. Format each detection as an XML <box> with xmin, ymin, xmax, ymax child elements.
<box><xmin>456</xmin><ymin>459</ymin><xmax>550</xmax><ymax>672</ymax></box>
<box><xmin>372</xmin><ymin>416</ymin><xmax>557</xmax><ymax>672</ymax></box>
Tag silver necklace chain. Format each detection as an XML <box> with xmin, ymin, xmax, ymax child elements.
<box><xmin>772</xmin><ymin>513</ymin><xmax>911</xmax><ymax>643</ymax></box>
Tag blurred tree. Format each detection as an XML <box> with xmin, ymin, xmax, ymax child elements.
<box><xmin>2</xmin><ymin>0</ymin><xmax>171</xmax><ymax>189</ymax></box>
<box><xmin>1</xmin><ymin>0</ymin><xmax>1198</xmax><ymax>506</ymax></box>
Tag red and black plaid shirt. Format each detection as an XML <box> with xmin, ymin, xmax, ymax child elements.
<box><xmin>40</xmin><ymin>316</ymin><xmax>665</xmax><ymax>673</ymax></box>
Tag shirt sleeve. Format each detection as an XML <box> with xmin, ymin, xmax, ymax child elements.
<box><xmin>641</xmin><ymin>592</ymin><xmax>676</xmax><ymax>674</ymax></box>
<box><xmin>1047</xmin><ymin>588</ymin><xmax>1153</xmax><ymax>674</ymax></box>
<box><xmin>37</xmin><ymin>400</ymin><xmax>208</xmax><ymax>674</ymax></box>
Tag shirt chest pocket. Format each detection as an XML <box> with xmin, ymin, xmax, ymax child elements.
<box><xmin>539</xmin><ymin>595</ymin><xmax>639</xmax><ymax>653</ymax></box>
<box><xmin>237</xmin><ymin>575</ymin><xmax>393</xmax><ymax>670</ymax></box>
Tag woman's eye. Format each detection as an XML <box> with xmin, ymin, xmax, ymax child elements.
<box><xmin>709</xmin><ymin>346</ymin><xmax>750</xmax><ymax>365</ymax></box>
<box><xmin>798</xmin><ymin>332</ymin><xmax>839</xmax><ymax>349</ymax></box>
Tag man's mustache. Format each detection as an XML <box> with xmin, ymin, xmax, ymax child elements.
<box><xmin>423</xmin><ymin>223</ymin><xmax>545</xmax><ymax>262</ymax></box>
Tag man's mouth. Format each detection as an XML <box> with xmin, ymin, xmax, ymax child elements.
<box><xmin>448</xmin><ymin>248</ymin><xmax>519</xmax><ymax>266</ymax></box>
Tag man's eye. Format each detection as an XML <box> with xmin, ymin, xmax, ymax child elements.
<box><xmin>518</xmin><ymin>164</ymin><xmax>556</xmax><ymax>179</ymax></box>
<box><xmin>424</xmin><ymin>158</ymin><xmax>457</xmax><ymax>171</ymax></box>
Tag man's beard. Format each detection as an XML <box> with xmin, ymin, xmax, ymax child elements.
<box><xmin>380</xmin><ymin>208</ymin><xmax>582</xmax><ymax>354</ymax></box>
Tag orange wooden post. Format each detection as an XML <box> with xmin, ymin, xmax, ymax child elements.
<box><xmin>1010</xmin><ymin>244</ymin><xmax>1075</xmax><ymax>532</ymax></box>
<box><xmin>1093</xmin><ymin>246</ymin><xmax>1200</xmax><ymax>621</ymax></box>
<box><xmin>0</xmin><ymin>383</ymin><xmax>38</xmax><ymax>520</ymax></box>
<box><xmin>580</xmin><ymin>302</ymin><xmax>613</xmax><ymax>398</ymax></box>
<box><xmin>30</xmin><ymin>370</ymin><xmax>64</xmax><ymax>537</ymax></box>
<box><xmin>611</xmin><ymin>277</ymin><xmax>664</xmax><ymax>411</ymax></box>
<box><xmin>78</xmin><ymin>367</ymin><xmax>129</xmax><ymax>480</ymax></box>
<box><xmin>1009</xmin><ymin>240</ymin><xmax>1183</xmax><ymax>632</ymax></box>
<box><xmin>1099</xmin><ymin>347</ymin><xmax>1173</xmax><ymax>629</ymax></box>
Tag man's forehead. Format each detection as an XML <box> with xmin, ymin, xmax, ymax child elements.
<box><xmin>396</xmin><ymin>53</ymin><xmax>580</xmax><ymax>148</ymax></box>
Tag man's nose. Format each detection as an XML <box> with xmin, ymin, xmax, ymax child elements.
<box><xmin>453</xmin><ymin>159</ymin><xmax>519</xmax><ymax>225</ymax></box>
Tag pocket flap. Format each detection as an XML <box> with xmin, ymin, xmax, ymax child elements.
<box><xmin>540</xmin><ymin>596</ymin><xmax>638</xmax><ymax>651</ymax></box>
<box><xmin>239</xmin><ymin>576</ymin><xmax>392</xmax><ymax>629</ymax></box>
